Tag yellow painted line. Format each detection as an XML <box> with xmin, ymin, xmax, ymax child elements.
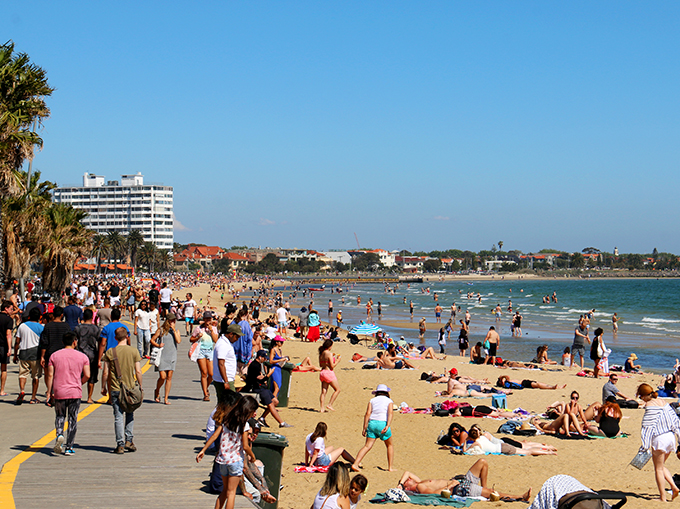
<box><xmin>0</xmin><ymin>333</ymin><xmax>153</xmax><ymax>509</ymax></box>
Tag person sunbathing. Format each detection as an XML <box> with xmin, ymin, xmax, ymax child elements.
<box><xmin>530</xmin><ymin>415</ymin><xmax>588</xmax><ymax>437</ymax></box>
<box><xmin>437</xmin><ymin>422</ymin><xmax>468</xmax><ymax>447</ymax></box>
<box><xmin>443</xmin><ymin>378</ymin><xmax>512</xmax><ymax>397</ymax></box>
<box><xmin>379</xmin><ymin>346</ymin><xmax>418</xmax><ymax>369</ymax></box>
<box><xmin>497</xmin><ymin>375</ymin><xmax>565</xmax><ymax>390</ymax></box>
<box><xmin>294</xmin><ymin>356</ymin><xmax>322</xmax><ymax>372</ymax></box>
<box><xmin>532</xmin><ymin>345</ymin><xmax>558</xmax><ymax>365</ymax></box>
<box><xmin>404</xmin><ymin>343</ymin><xmax>446</xmax><ymax>360</ymax></box>
<box><xmin>467</xmin><ymin>426</ymin><xmax>557</xmax><ymax>456</ymax></box>
<box><xmin>545</xmin><ymin>392</ymin><xmax>601</xmax><ymax>426</ymax></box>
<box><xmin>450</xmin><ymin>404</ymin><xmax>525</xmax><ymax>420</ymax></box>
<box><xmin>397</xmin><ymin>458</ymin><xmax>532</xmax><ymax>501</ymax></box>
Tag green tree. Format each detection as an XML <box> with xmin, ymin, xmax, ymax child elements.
<box><xmin>422</xmin><ymin>259</ymin><xmax>442</xmax><ymax>272</ymax></box>
<box><xmin>498</xmin><ymin>241</ymin><xmax>504</xmax><ymax>252</ymax></box>
<box><xmin>40</xmin><ymin>203</ymin><xmax>92</xmax><ymax>300</ymax></box>
<box><xmin>126</xmin><ymin>230</ymin><xmax>145</xmax><ymax>268</ymax></box>
<box><xmin>138</xmin><ymin>242</ymin><xmax>158</xmax><ymax>271</ymax></box>
<box><xmin>570</xmin><ymin>252</ymin><xmax>585</xmax><ymax>268</ymax></box>
<box><xmin>0</xmin><ymin>41</ymin><xmax>54</xmax><ymax>287</ymax></box>
<box><xmin>352</xmin><ymin>252</ymin><xmax>382</xmax><ymax>271</ymax></box>
<box><xmin>106</xmin><ymin>231</ymin><xmax>125</xmax><ymax>264</ymax></box>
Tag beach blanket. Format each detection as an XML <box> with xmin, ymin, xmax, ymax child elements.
<box><xmin>294</xmin><ymin>465</ymin><xmax>329</xmax><ymax>473</ymax></box>
<box><xmin>369</xmin><ymin>492</ymin><xmax>476</xmax><ymax>506</ymax></box>
<box><xmin>588</xmin><ymin>433</ymin><xmax>629</xmax><ymax>439</ymax></box>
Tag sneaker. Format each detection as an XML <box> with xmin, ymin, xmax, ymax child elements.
<box><xmin>279</xmin><ymin>422</ymin><xmax>293</xmax><ymax>428</ymax></box>
<box><xmin>54</xmin><ymin>435</ymin><xmax>65</xmax><ymax>454</ymax></box>
<box><xmin>64</xmin><ymin>448</ymin><xmax>75</xmax><ymax>456</ymax></box>
<box><xmin>113</xmin><ymin>445</ymin><xmax>125</xmax><ymax>454</ymax></box>
<box><xmin>125</xmin><ymin>441</ymin><xmax>137</xmax><ymax>452</ymax></box>
<box><xmin>258</xmin><ymin>417</ymin><xmax>270</xmax><ymax>428</ymax></box>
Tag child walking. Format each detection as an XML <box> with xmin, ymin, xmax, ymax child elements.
<box><xmin>197</xmin><ymin>395</ymin><xmax>259</xmax><ymax>509</ymax></box>
<box><xmin>352</xmin><ymin>384</ymin><xmax>395</xmax><ymax>472</ymax></box>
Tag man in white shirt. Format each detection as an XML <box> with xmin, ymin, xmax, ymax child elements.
<box><xmin>276</xmin><ymin>306</ymin><xmax>289</xmax><ymax>335</ymax></box>
<box><xmin>212</xmin><ymin>322</ymin><xmax>243</xmax><ymax>402</ymax></box>
<box><xmin>134</xmin><ymin>301</ymin><xmax>152</xmax><ymax>358</ymax></box>
<box><xmin>159</xmin><ymin>282</ymin><xmax>172</xmax><ymax>318</ymax></box>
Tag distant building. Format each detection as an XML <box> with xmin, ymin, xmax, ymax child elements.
<box><xmin>614</xmin><ymin>247</ymin><xmax>619</xmax><ymax>256</ymax></box>
<box><xmin>53</xmin><ymin>172</ymin><xmax>173</xmax><ymax>250</ymax></box>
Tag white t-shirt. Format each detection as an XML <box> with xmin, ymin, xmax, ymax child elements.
<box><xmin>305</xmin><ymin>433</ymin><xmax>325</xmax><ymax>457</ymax></box>
<box><xmin>16</xmin><ymin>322</ymin><xmax>42</xmax><ymax>351</ymax></box>
<box><xmin>313</xmin><ymin>492</ymin><xmax>340</xmax><ymax>509</ymax></box>
<box><xmin>148</xmin><ymin>309</ymin><xmax>159</xmax><ymax>333</ymax></box>
<box><xmin>350</xmin><ymin>495</ymin><xmax>361</xmax><ymax>509</ymax></box>
<box><xmin>78</xmin><ymin>285</ymin><xmax>88</xmax><ymax>300</ymax></box>
<box><xmin>134</xmin><ymin>309</ymin><xmax>151</xmax><ymax>330</ymax></box>
<box><xmin>183</xmin><ymin>299</ymin><xmax>197</xmax><ymax>318</ymax></box>
<box><xmin>212</xmin><ymin>335</ymin><xmax>237</xmax><ymax>383</ymax></box>
<box><xmin>276</xmin><ymin>307</ymin><xmax>288</xmax><ymax>322</ymax></box>
<box><xmin>160</xmin><ymin>288</ymin><xmax>172</xmax><ymax>303</ymax></box>
<box><xmin>369</xmin><ymin>395</ymin><xmax>393</xmax><ymax>421</ymax></box>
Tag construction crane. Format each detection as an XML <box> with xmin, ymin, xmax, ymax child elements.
<box><xmin>354</xmin><ymin>232</ymin><xmax>360</xmax><ymax>249</ymax></box>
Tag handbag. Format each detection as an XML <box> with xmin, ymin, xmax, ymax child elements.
<box><xmin>111</xmin><ymin>346</ymin><xmax>143</xmax><ymax>413</ymax></box>
<box><xmin>150</xmin><ymin>339</ymin><xmax>163</xmax><ymax>368</ymax></box>
<box><xmin>188</xmin><ymin>341</ymin><xmax>200</xmax><ymax>362</ymax></box>
<box><xmin>597</xmin><ymin>339</ymin><xmax>605</xmax><ymax>358</ymax></box>
<box><xmin>629</xmin><ymin>449</ymin><xmax>652</xmax><ymax>469</ymax></box>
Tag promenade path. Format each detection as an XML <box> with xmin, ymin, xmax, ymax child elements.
<box><xmin>0</xmin><ymin>323</ymin><xmax>258</xmax><ymax>509</ymax></box>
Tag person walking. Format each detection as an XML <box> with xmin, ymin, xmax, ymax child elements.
<box><xmin>101</xmin><ymin>327</ymin><xmax>143</xmax><ymax>454</ymax></box>
<box><xmin>319</xmin><ymin>339</ymin><xmax>341</xmax><ymax>413</ymax></box>
<box><xmin>190</xmin><ymin>311</ymin><xmax>218</xmax><ymax>401</ymax></box>
<box><xmin>74</xmin><ymin>308</ymin><xmax>101</xmax><ymax>403</ymax></box>
<box><xmin>637</xmin><ymin>383</ymin><xmax>680</xmax><ymax>502</ymax></box>
<box><xmin>12</xmin><ymin>307</ymin><xmax>44</xmax><ymax>404</ymax></box>
<box><xmin>351</xmin><ymin>384</ymin><xmax>394</xmax><ymax>472</ymax></box>
<box><xmin>39</xmin><ymin>306</ymin><xmax>71</xmax><ymax>406</ymax></box>
<box><xmin>48</xmin><ymin>332</ymin><xmax>90</xmax><ymax>455</ymax></box>
<box><xmin>151</xmin><ymin>312</ymin><xmax>181</xmax><ymax>405</ymax></box>
<box><xmin>133</xmin><ymin>300</ymin><xmax>152</xmax><ymax>359</ymax></box>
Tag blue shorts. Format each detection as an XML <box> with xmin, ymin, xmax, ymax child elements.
<box><xmin>366</xmin><ymin>420</ymin><xmax>392</xmax><ymax>441</ymax></box>
<box><xmin>198</xmin><ymin>347</ymin><xmax>213</xmax><ymax>360</ymax></box>
<box><xmin>315</xmin><ymin>453</ymin><xmax>332</xmax><ymax>466</ymax></box>
<box><xmin>185</xmin><ymin>317</ymin><xmax>193</xmax><ymax>323</ymax></box>
<box><xmin>219</xmin><ymin>459</ymin><xmax>244</xmax><ymax>477</ymax></box>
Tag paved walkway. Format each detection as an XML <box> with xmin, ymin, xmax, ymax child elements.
<box><xmin>0</xmin><ymin>323</ymin><xmax>259</xmax><ymax>509</ymax></box>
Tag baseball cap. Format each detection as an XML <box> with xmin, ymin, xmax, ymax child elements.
<box><xmin>256</xmin><ymin>349</ymin><xmax>268</xmax><ymax>358</ymax></box>
<box><xmin>203</xmin><ymin>310</ymin><xmax>215</xmax><ymax>320</ymax></box>
<box><xmin>226</xmin><ymin>323</ymin><xmax>244</xmax><ymax>336</ymax></box>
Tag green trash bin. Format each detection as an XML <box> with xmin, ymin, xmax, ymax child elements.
<box><xmin>252</xmin><ymin>432</ymin><xmax>289</xmax><ymax>509</ymax></box>
<box><xmin>262</xmin><ymin>339</ymin><xmax>271</xmax><ymax>350</ymax></box>
<box><xmin>276</xmin><ymin>362</ymin><xmax>295</xmax><ymax>407</ymax></box>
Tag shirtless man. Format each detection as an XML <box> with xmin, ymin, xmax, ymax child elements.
<box><xmin>494</xmin><ymin>304</ymin><xmax>502</xmax><ymax>322</ymax></box>
<box><xmin>379</xmin><ymin>346</ymin><xmax>418</xmax><ymax>370</ymax></box>
<box><xmin>398</xmin><ymin>459</ymin><xmax>531</xmax><ymax>501</ymax></box>
<box><xmin>483</xmin><ymin>327</ymin><xmax>500</xmax><ymax>365</ymax></box>
<box><xmin>434</xmin><ymin>304</ymin><xmax>442</xmax><ymax>323</ymax></box>
<box><xmin>418</xmin><ymin>318</ymin><xmax>426</xmax><ymax>343</ymax></box>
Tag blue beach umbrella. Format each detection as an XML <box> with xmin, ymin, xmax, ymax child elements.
<box><xmin>350</xmin><ymin>323</ymin><xmax>382</xmax><ymax>335</ymax></box>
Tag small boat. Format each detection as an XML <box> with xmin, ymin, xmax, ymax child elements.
<box><xmin>308</xmin><ymin>288</ymin><xmax>325</xmax><ymax>292</ymax></box>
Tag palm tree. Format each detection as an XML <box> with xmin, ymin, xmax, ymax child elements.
<box><xmin>498</xmin><ymin>241</ymin><xmax>504</xmax><ymax>252</ymax></box>
<box><xmin>139</xmin><ymin>242</ymin><xmax>157</xmax><ymax>272</ymax></box>
<box><xmin>40</xmin><ymin>203</ymin><xmax>93</xmax><ymax>302</ymax></box>
<box><xmin>156</xmin><ymin>250</ymin><xmax>173</xmax><ymax>272</ymax></box>
<box><xmin>0</xmin><ymin>41</ymin><xmax>54</xmax><ymax>287</ymax></box>
<box><xmin>106</xmin><ymin>230</ymin><xmax>125</xmax><ymax>268</ymax></box>
<box><xmin>2</xmin><ymin>170</ymin><xmax>54</xmax><ymax>283</ymax></box>
<box><xmin>91</xmin><ymin>234</ymin><xmax>108</xmax><ymax>274</ymax></box>
<box><xmin>126</xmin><ymin>229</ymin><xmax>144</xmax><ymax>269</ymax></box>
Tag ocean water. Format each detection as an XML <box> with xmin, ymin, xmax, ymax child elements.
<box><xmin>302</xmin><ymin>278</ymin><xmax>680</xmax><ymax>374</ymax></box>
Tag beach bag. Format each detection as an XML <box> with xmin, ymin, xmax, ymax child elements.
<box><xmin>597</xmin><ymin>341</ymin><xmax>605</xmax><ymax>359</ymax></box>
<box><xmin>384</xmin><ymin>488</ymin><xmax>410</xmax><ymax>502</ymax></box>
<box><xmin>498</xmin><ymin>421</ymin><xmax>521</xmax><ymax>434</ymax></box>
<box><xmin>111</xmin><ymin>347</ymin><xmax>143</xmax><ymax>413</ymax></box>
<box><xmin>188</xmin><ymin>341</ymin><xmax>200</xmax><ymax>362</ymax></box>
<box><xmin>629</xmin><ymin>449</ymin><xmax>652</xmax><ymax>469</ymax></box>
<box><xmin>150</xmin><ymin>340</ymin><xmax>163</xmax><ymax>368</ymax></box>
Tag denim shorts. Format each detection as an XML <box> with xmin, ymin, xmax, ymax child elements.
<box><xmin>220</xmin><ymin>459</ymin><xmax>244</xmax><ymax>477</ymax></box>
<box><xmin>198</xmin><ymin>348</ymin><xmax>213</xmax><ymax>360</ymax></box>
<box><xmin>315</xmin><ymin>453</ymin><xmax>332</xmax><ymax>466</ymax></box>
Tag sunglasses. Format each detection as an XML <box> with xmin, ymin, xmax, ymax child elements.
<box><xmin>571</xmin><ymin>396</ymin><xmax>579</xmax><ymax>400</ymax></box>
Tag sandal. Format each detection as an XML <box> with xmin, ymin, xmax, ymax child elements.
<box><xmin>29</xmin><ymin>398</ymin><xmax>40</xmax><ymax>404</ymax></box>
<box><xmin>202</xmin><ymin>395</ymin><xmax>210</xmax><ymax>401</ymax></box>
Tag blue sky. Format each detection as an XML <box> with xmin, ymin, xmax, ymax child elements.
<box><xmin>4</xmin><ymin>2</ymin><xmax>680</xmax><ymax>254</ymax></box>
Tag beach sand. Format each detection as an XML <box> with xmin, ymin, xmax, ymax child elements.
<box><xmin>186</xmin><ymin>281</ymin><xmax>665</xmax><ymax>508</ymax></box>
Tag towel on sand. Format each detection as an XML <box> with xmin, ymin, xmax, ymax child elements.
<box><xmin>369</xmin><ymin>492</ymin><xmax>476</xmax><ymax>506</ymax></box>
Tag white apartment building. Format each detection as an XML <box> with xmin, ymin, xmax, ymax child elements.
<box><xmin>53</xmin><ymin>172</ymin><xmax>174</xmax><ymax>250</ymax></box>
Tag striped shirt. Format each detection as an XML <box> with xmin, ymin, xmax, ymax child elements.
<box><xmin>640</xmin><ymin>403</ymin><xmax>680</xmax><ymax>451</ymax></box>
<box><xmin>529</xmin><ymin>475</ymin><xmax>609</xmax><ymax>509</ymax></box>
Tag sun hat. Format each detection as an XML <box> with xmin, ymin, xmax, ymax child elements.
<box><xmin>372</xmin><ymin>384</ymin><xmax>391</xmax><ymax>394</ymax></box>
<box><xmin>629</xmin><ymin>353</ymin><xmax>638</xmax><ymax>360</ymax></box>
<box><xmin>166</xmin><ymin>312</ymin><xmax>177</xmax><ymax>321</ymax></box>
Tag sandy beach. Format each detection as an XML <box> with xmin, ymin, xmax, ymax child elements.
<box><xmin>183</xmin><ymin>281</ymin><xmax>666</xmax><ymax>508</ymax></box>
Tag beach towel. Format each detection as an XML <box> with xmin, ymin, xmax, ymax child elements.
<box><xmin>369</xmin><ymin>492</ymin><xmax>476</xmax><ymax>506</ymax></box>
<box><xmin>294</xmin><ymin>465</ymin><xmax>329</xmax><ymax>473</ymax></box>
